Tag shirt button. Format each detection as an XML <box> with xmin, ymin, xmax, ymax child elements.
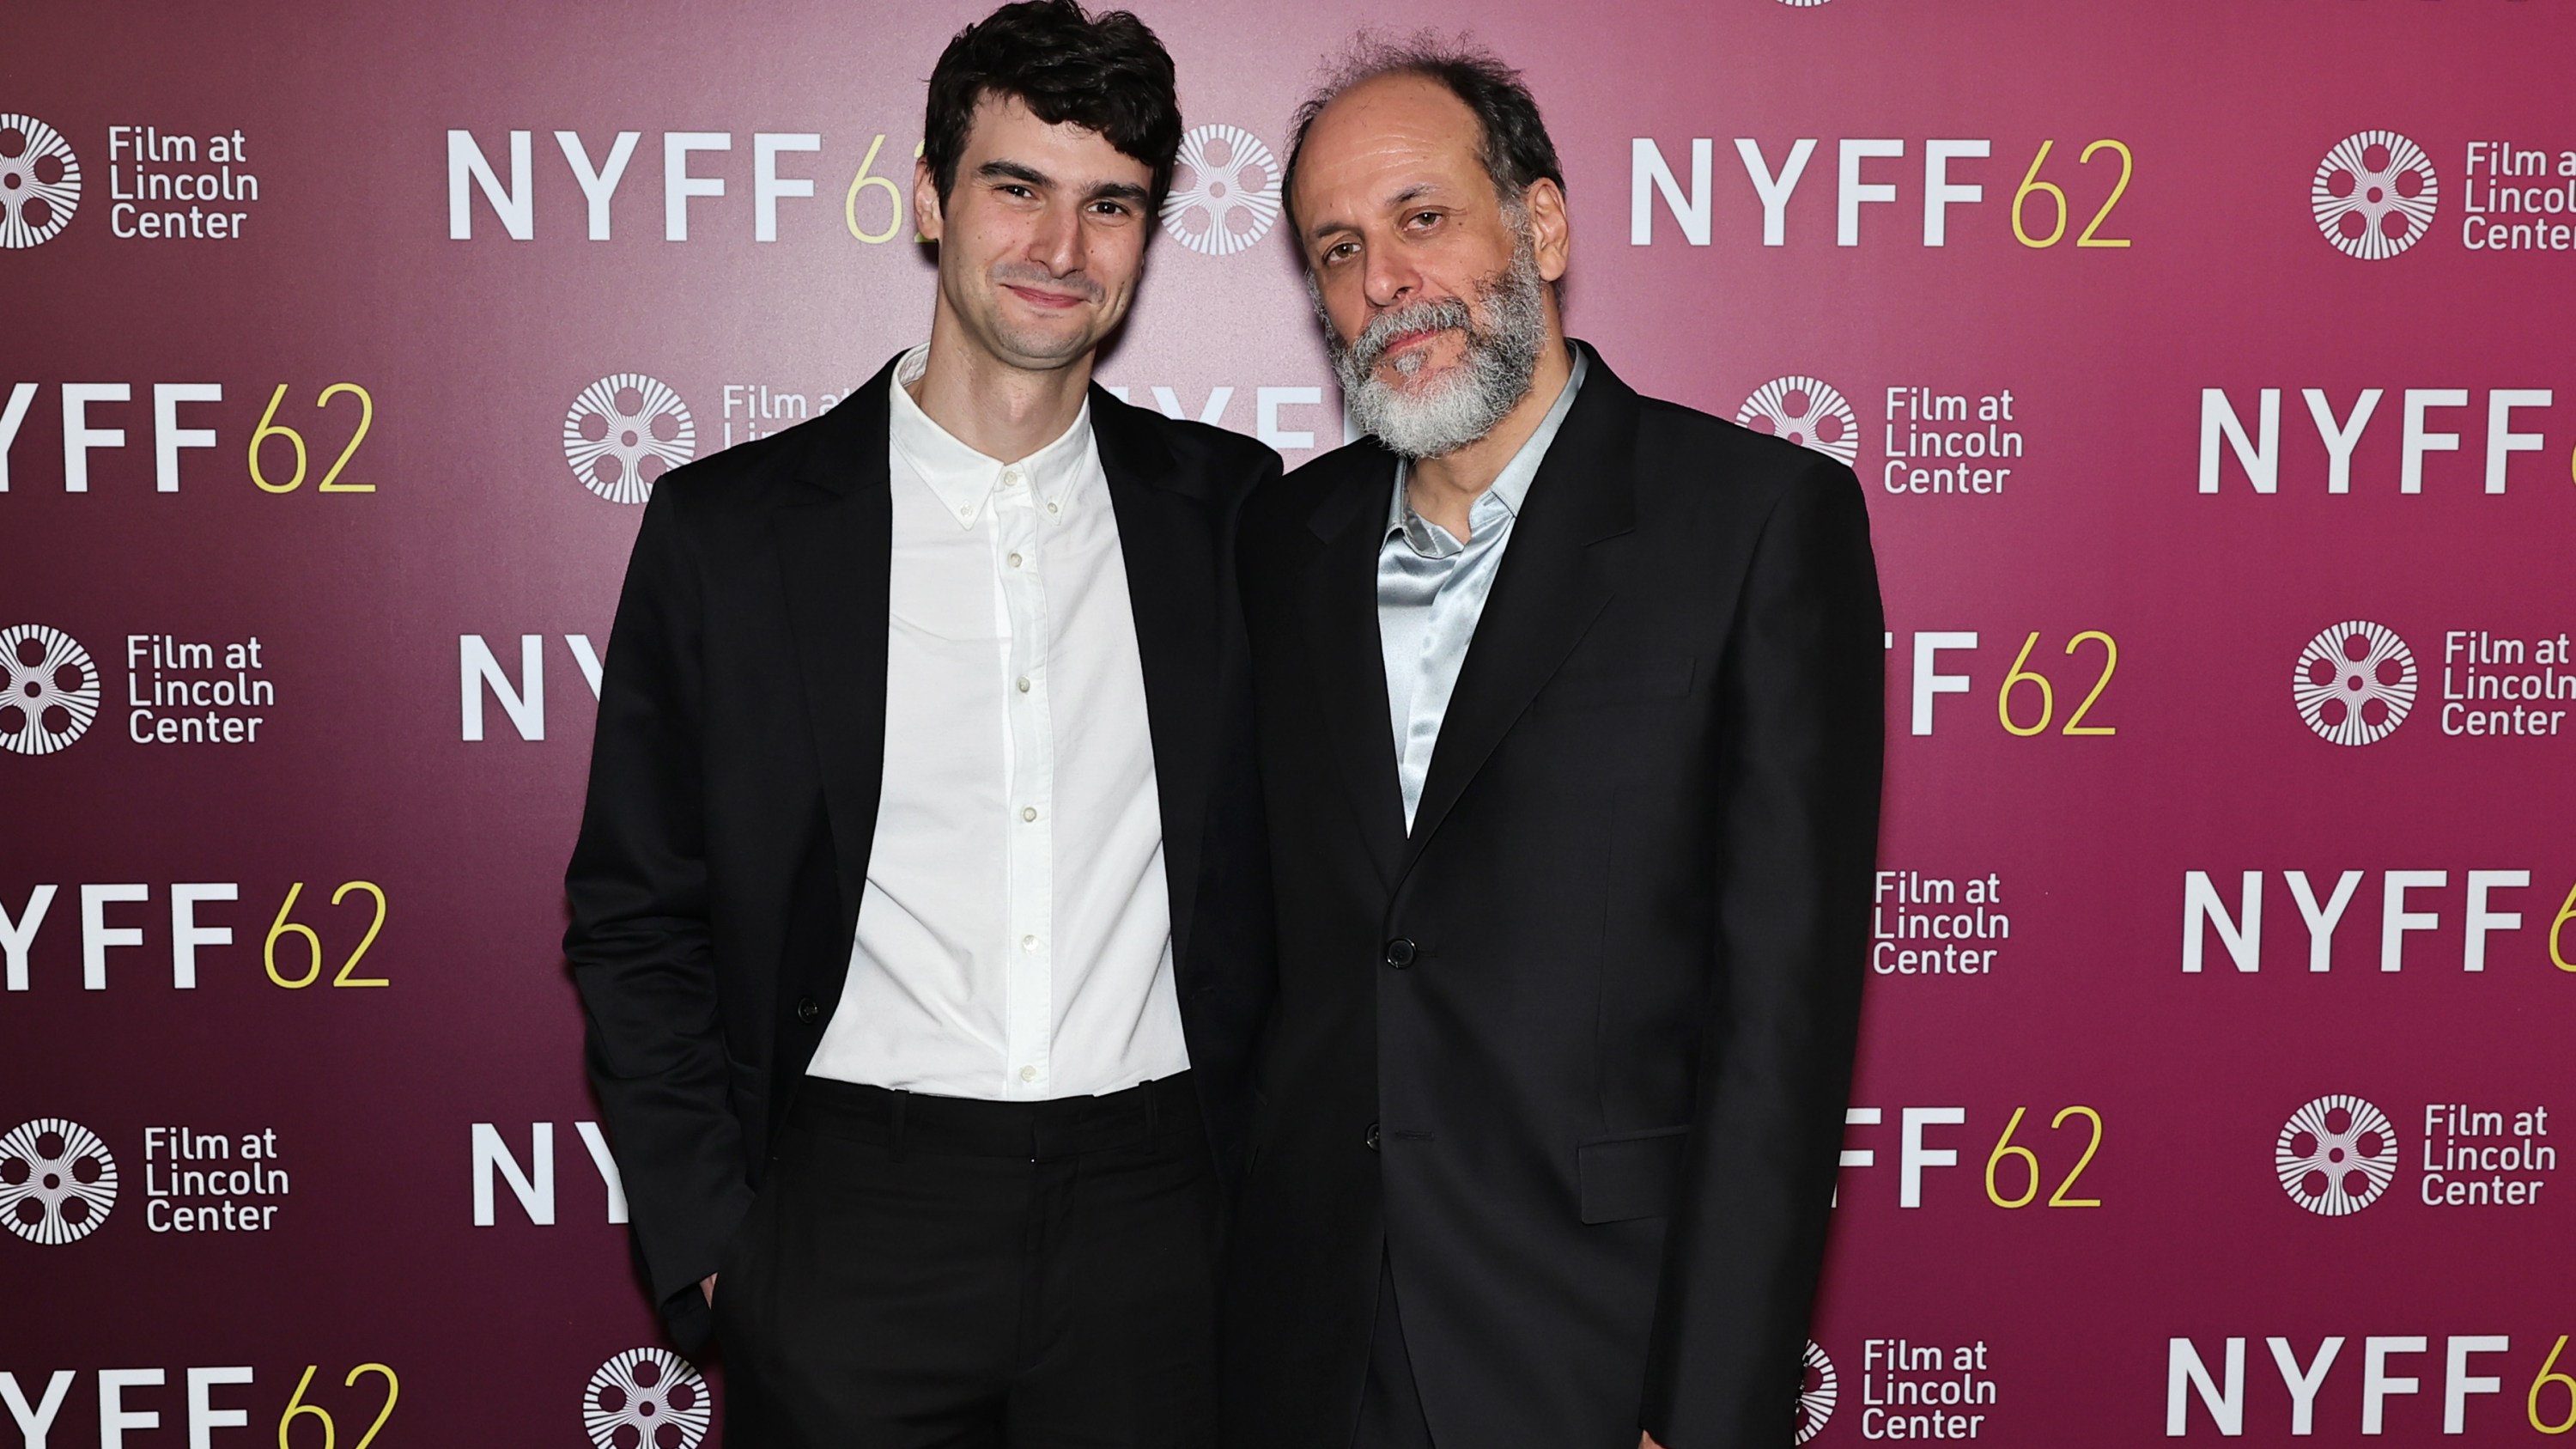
<box><xmin>1004</xmin><ymin>468</ymin><xmax>1023</xmax><ymax>487</ymax></box>
<box><xmin>1020</xmin><ymin>1065</ymin><xmax>1038</xmax><ymax>1083</ymax></box>
<box><xmin>1046</xmin><ymin>502</ymin><xmax>1060</xmax><ymax>514</ymax></box>
<box><xmin>1383</xmin><ymin>938</ymin><xmax>1417</xmax><ymax>969</ymax></box>
<box><xmin>959</xmin><ymin>505</ymin><xmax>975</xmax><ymax>521</ymax></box>
<box><xmin>1021</xmin><ymin>806</ymin><xmax>1039</xmax><ymax>822</ymax></box>
<box><xmin>1021</xmin><ymin>935</ymin><xmax>1038</xmax><ymax>951</ymax></box>
<box><xmin>1007</xmin><ymin>551</ymin><xmax>1024</xmax><ymax>569</ymax></box>
<box><xmin>793</xmin><ymin>996</ymin><xmax>820</xmax><ymax>1024</ymax></box>
<box><xmin>1017</xmin><ymin>676</ymin><xmax>1032</xmax><ymax>693</ymax></box>
<box><xmin>1365</xmin><ymin>1122</ymin><xmax>1382</xmax><ymax>1152</ymax></box>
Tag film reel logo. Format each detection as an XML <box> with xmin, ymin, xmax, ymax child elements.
<box><xmin>0</xmin><ymin>624</ymin><xmax>101</xmax><ymax>755</ymax></box>
<box><xmin>583</xmin><ymin>1349</ymin><xmax>711</xmax><ymax>1449</ymax></box>
<box><xmin>1160</xmin><ymin>124</ymin><xmax>1281</xmax><ymax>257</ymax></box>
<box><xmin>2312</xmin><ymin>131</ymin><xmax>2438</xmax><ymax>260</ymax></box>
<box><xmin>0</xmin><ymin>113</ymin><xmax>81</xmax><ymax>249</ymax></box>
<box><xmin>565</xmin><ymin>374</ymin><xmax>696</xmax><ymax>505</ymax></box>
<box><xmin>0</xmin><ymin>1118</ymin><xmax>118</xmax><ymax>1245</ymax></box>
<box><xmin>1737</xmin><ymin>376</ymin><xmax>1860</xmax><ymax>467</ymax></box>
<box><xmin>1795</xmin><ymin>1340</ymin><xmax>1838</xmax><ymax>1444</ymax></box>
<box><xmin>2276</xmin><ymin>1095</ymin><xmax>2399</xmax><ymax>1216</ymax></box>
<box><xmin>2293</xmin><ymin>619</ymin><xmax>2417</xmax><ymax>747</ymax></box>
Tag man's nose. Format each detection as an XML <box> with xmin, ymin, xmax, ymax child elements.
<box><xmin>1362</xmin><ymin>245</ymin><xmax>1419</xmax><ymax>310</ymax></box>
<box><xmin>1029</xmin><ymin>199</ymin><xmax>1083</xmax><ymax>276</ymax></box>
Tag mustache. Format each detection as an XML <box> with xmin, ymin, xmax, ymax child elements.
<box><xmin>1340</xmin><ymin>295</ymin><xmax>1475</xmax><ymax>377</ymax></box>
<box><xmin>990</xmin><ymin>262</ymin><xmax>1103</xmax><ymax>303</ymax></box>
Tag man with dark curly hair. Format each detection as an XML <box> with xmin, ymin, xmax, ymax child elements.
<box><xmin>565</xmin><ymin>5</ymin><xmax>1276</xmax><ymax>1444</ymax></box>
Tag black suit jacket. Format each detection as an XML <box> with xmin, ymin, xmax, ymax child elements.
<box><xmin>564</xmin><ymin>351</ymin><xmax>1279</xmax><ymax>1352</ymax></box>
<box><xmin>1224</xmin><ymin>344</ymin><xmax>1884</xmax><ymax>1449</ymax></box>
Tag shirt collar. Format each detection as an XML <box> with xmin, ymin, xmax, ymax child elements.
<box><xmin>1386</xmin><ymin>343</ymin><xmax>1589</xmax><ymax>555</ymax></box>
<box><xmin>889</xmin><ymin>342</ymin><xmax>1095</xmax><ymax>529</ymax></box>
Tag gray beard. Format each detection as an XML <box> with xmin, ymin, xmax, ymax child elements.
<box><xmin>1322</xmin><ymin>233</ymin><xmax>1549</xmax><ymax>461</ymax></box>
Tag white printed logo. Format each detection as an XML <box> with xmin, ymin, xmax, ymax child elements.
<box><xmin>0</xmin><ymin>114</ymin><xmax>80</xmax><ymax>249</ymax></box>
<box><xmin>2293</xmin><ymin>620</ymin><xmax>2418</xmax><ymax>746</ymax></box>
<box><xmin>2312</xmin><ymin>131</ymin><xmax>2438</xmax><ymax>260</ymax></box>
<box><xmin>0</xmin><ymin>624</ymin><xmax>100</xmax><ymax>755</ymax></box>
<box><xmin>1160</xmin><ymin>124</ymin><xmax>1281</xmax><ymax>257</ymax></box>
<box><xmin>1777</xmin><ymin>0</ymin><xmax>1835</xmax><ymax>6</ymax></box>
<box><xmin>565</xmin><ymin>374</ymin><xmax>696</xmax><ymax>505</ymax></box>
<box><xmin>1737</xmin><ymin>376</ymin><xmax>1860</xmax><ymax>466</ymax></box>
<box><xmin>2276</xmin><ymin>1095</ymin><xmax>2398</xmax><ymax>1216</ymax></box>
<box><xmin>0</xmin><ymin>1119</ymin><xmax>118</xmax><ymax>1244</ymax></box>
<box><xmin>583</xmin><ymin>1349</ymin><xmax>712</xmax><ymax>1449</ymax></box>
<box><xmin>1795</xmin><ymin>1340</ymin><xmax>1838</xmax><ymax>1444</ymax></box>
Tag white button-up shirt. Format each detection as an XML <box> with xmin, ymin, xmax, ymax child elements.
<box><xmin>805</xmin><ymin>344</ymin><xmax>1187</xmax><ymax>1100</ymax></box>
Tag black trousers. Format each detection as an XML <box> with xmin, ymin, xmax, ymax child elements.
<box><xmin>716</xmin><ymin>1073</ymin><xmax>1220</xmax><ymax>1449</ymax></box>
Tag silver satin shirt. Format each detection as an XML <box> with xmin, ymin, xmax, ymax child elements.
<box><xmin>1379</xmin><ymin>347</ymin><xmax>1589</xmax><ymax>829</ymax></box>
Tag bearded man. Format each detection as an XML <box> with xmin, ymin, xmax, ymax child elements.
<box><xmin>1223</xmin><ymin>37</ymin><xmax>1886</xmax><ymax>1449</ymax></box>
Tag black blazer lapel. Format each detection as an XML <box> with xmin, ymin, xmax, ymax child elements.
<box><xmin>1090</xmin><ymin>392</ymin><xmax>1218</xmax><ymax>977</ymax></box>
<box><xmin>773</xmin><ymin>353</ymin><xmax>902</xmax><ymax>945</ymax></box>
<box><xmin>1302</xmin><ymin>456</ymin><xmax>1408</xmax><ymax>889</ymax></box>
<box><xmin>1400</xmin><ymin>346</ymin><xmax>1639</xmax><ymax>876</ymax></box>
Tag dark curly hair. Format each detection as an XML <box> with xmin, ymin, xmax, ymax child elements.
<box><xmin>1282</xmin><ymin>33</ymin><xmax>1564</xmax><ymax>235</ymax></box>
<box><xmin>923</xmin><ymin>0</ymin><xmax>1183</xmax><ymax>208</ymax></box>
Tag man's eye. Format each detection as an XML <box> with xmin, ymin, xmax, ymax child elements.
<box><xmin>1409</xmin><ymin>211</ymin><xmax>1441</xmax><ymax>229</ymax></box>
<box><xmin>1324</xmin><ymin>241</ymin><xmax>1358</xmax><ymax>264</ymax></box>
<box><xmin>1091</xmin><ymin>201</ymin><xmax>1131</xmax><ymax>217</ymax></box>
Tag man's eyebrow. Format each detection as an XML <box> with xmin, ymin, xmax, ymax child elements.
<box><xmin>1303</xmin><ymin>182</ymin><xmax>1443</xmax><ymax>245</ymax></box>
<box><xmin>977</xmin><ymin>159</ymin><xmax>1052</xmax><ymax>188</ymax></box>
<box><xmin>979</xmin><ymin>161</ymin><xmax>1148</xmax><ymax>207</ymax></box>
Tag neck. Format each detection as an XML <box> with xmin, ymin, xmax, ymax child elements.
<box><xmin>908</xmin><ymin>304</ymin><xmax>1095</xmax><ymax>463</ymax></box>
<box><xmin>1405</xmin><ymin>332</ymin><xmax>1574</xmax><ymax>540</ymax></box>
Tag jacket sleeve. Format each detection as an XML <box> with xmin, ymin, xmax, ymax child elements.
<box><xmin>1640</xmin><ymin>460</ymin><xmax>1886</xmax><ymax>1447</ymax></box>
<box><xmin>1190</xmin><ymin>443</ymin><xmax>1285</xmax><ymax>1192</ymax></box>
<box><xmin>562</xmin><ymin>477</ymin><xmax>754</xmax><ymax>1352</ymax></box>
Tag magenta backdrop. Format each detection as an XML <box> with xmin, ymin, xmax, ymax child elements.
<box><xmin>8</xmin><ymin>1</ymin><xmax>2576</xmax><ymax>1444</ymax></box>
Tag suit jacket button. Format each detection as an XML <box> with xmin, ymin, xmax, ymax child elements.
<box><xmin>1382</xmin><ymin>938</ymin><xmax>1416</xmax><ymax>969</ymax></box>
<box><xmin>1365</xmin><ymin>1122</ymin><xmax>1382</xmax><ymax>1152</ymax></box>
<box><xmin>794</xmin><ymin>996</ymin><xmax>820</xmax><ymax>1024</ymax></box>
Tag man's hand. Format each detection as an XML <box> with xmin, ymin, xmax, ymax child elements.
<box><xmin>1640</xmin><ymin>1434</ymin><xmax>1666</xmax><ymax>1449</ymax></box>
<box><xmin>700</xmin><ymin>1273</ymin><xmax>717</xmax><ymax>1306</ymax></box>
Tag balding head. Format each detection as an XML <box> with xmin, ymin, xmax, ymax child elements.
<box><xmin>1282</xmin><ymin>38</ymin><xmax>1571</xmax><ymax>460</ymax></box>
<box><xmin>1282</xmin><ymin>33</ymin><xmax>1564</xmax><ymax>240</ymax></box>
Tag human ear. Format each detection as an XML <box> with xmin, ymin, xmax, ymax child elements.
<box><xmin>913</xmin><ymin>159</ymin><xmax>945</xmax><ymax>242</ymax></box>
<box><xmin>1524</xmin><ymin>177</ymin><xmax>1571</xmax><ymax>283</ymax></box>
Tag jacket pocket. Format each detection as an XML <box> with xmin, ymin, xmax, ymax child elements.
<box><xmin>1577</xmin><ymin>1125</ymin><xmax>1692</xmax><ymax>1224</ymax></box>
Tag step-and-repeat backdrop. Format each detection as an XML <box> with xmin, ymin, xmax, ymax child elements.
<box><xmin>8</xmin><ymin>0</ymin><xmax>2573</xmax><ymax>1443</ymax></box>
